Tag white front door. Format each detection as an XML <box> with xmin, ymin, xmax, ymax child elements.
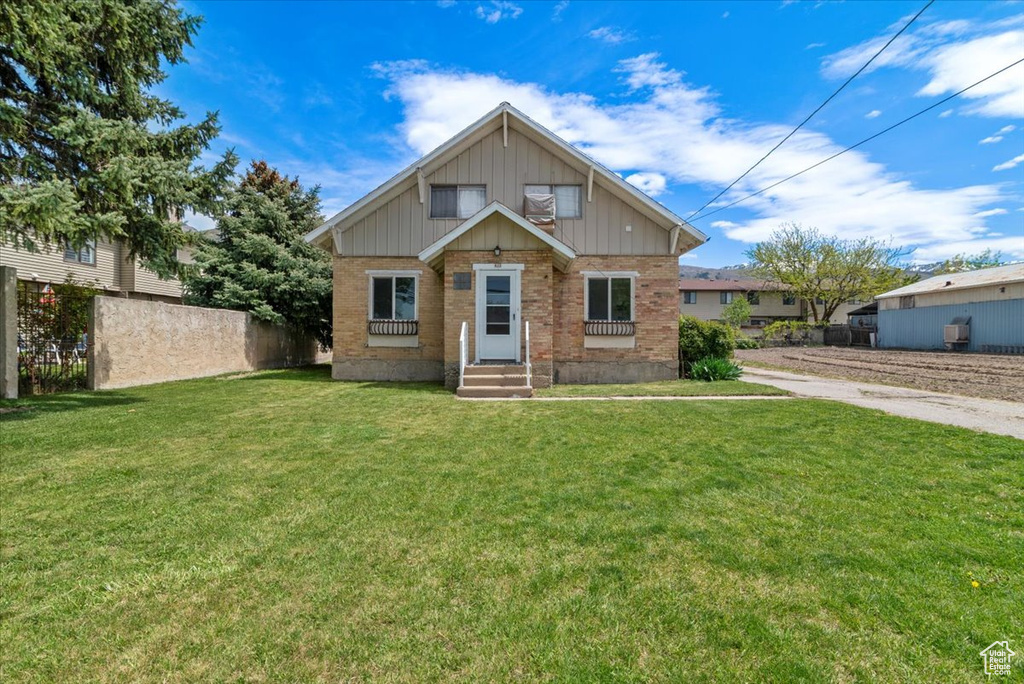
<box><xmin>475</xmin><ymin>266</ymin><xmax>521</xmax><ymax>362</ymax></box>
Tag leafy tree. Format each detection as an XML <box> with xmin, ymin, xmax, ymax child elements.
<box><xmin>721</xmin><ymin>296</ymin><xmax>751</xmax><ymax>328</ymax></box>
<box><xmin>747</xmin><ymin>223</ymin><xmax>915</xmax><ymax>323</ymax></box>
<box><xmin>183</xmin><ymin>161</ymin><xmax>332</xmax><ymax>348</ymax></box>
<box><xmin>0</xmin><ymin>0</ymin><xmax>236</xmax><ymax>277</ymax></box>
<box><xmin>933</xmin><ymin>249</ymin><xmax>1005</xmax><ymax>275</ymax></box>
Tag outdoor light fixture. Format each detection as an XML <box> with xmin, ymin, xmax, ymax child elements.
<box><xmin>493</xmin><ymin>245</ymin><xmax>501</xmax><ymax>257</ymax></box>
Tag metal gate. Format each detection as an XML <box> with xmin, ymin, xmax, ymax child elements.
<box><xmin>16</xmin><ymin>282</ymin><xmax>92</xmax><ymax>394</ymax></box>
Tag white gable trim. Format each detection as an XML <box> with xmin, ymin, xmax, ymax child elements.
<box><xmin>417</xmin><ymin>202</ymin><xmax>576</xmax><ymax>266</ymax></box>
<box><xmin>305</xmin><ymin>103</ymin><xmax>707</xmax><ymax>248</ymax></box>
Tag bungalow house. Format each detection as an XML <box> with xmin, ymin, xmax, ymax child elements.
<box><xmin>305</xmin><ymin>103</ymin><xmax>707</xmax><ymax>396</ymax></box>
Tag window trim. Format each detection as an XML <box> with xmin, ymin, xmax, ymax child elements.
<box><xmin>720</xmin><ymin>291</ymin><xmax>734</xmax><ymax>305</ymax></box>
<box><xmin>583</xmin><ymin>271</ymin><xmax>637</xmax><ymax>323</ymax></box>
<box><xmin>524</xmin><ymin>183</ymin><xmax>583</xmax><ymax>219</ymax></box>
<box><xmin>365</xmin><ymin>269</ymin><xmax>421</xmax><ymax>322</ymax></box>
<box><xmin>429</xmin><ymin>184</ymin><xmax>487</xmax><ymax>219</ymax></box>
<box><xmin>63</xmin><ymin>238</ymin><xmax>97</xmax><ymax>266</ymax></box>
<box><xmin>683</xmin><ymin>291</ymin><xmax>697</xmax><ymax>305</ymax></box>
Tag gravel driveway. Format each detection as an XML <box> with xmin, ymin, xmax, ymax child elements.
<box><xmin>736</xmin><ymin>347</ymin><xmax>1024</xmax><ymax>403</ymax></box>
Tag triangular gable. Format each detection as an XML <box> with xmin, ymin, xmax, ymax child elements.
<box><xmin>305</xmin><ymin>103</ymin><xmax>707</xmax><ymax>250</ymax></box>
<box><xmin>418</xmin><ymin>202</ymin><xmax>575</xmax><ymax>273</ymax></box>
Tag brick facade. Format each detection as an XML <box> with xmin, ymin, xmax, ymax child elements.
<box><xmin>333</xmin><ymin>251</ymin><xmax>679</xmax><ymax>386</ymax></box>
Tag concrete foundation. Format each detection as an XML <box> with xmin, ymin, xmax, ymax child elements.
<box><xmin>554</xmin><ymin>360</ymin><xmax>677</xmax><ymax>385</ymax></box>
<box><xmin>333</xmin><ymin>358</ymin><xmax>443</xmax><ymax>382</ymax></box>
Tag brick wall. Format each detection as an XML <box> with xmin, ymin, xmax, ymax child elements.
<box><xmin>332</xmin><ymin>256</ymin><xmax>444</xmax><ymax>379</ymax></box>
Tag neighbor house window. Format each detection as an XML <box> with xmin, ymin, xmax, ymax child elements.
<box><xmin>782</xmin><ymin>294</ymin><xmax>796</xmax><ymax>306</ymax></box>
<box><xmin>430</xmin><ymin>185</ymin><xmax>486</xmax><ymax>219</ymax></box>
<box><xmin>899</xmin><ymin>295</ymin><xmax>915</xmax><ymax>310</ymax></box>
<box><xmin>720</xmin><ymin>291</ymin><xmax>734</xmax><ymax>304</ymax></box>
<box><xmin>746</xmin><ymin>291</ymin><xmax>760</xmax><ymax>305</ymax></box>
<box><xmin>586</xmin><ymin>276</ymin><xmax>633</xmax><ymax>321</ymax></box>
<box><xmin>64</xmin><ymin>239</ymin><xmax>96</xmax><ymax>265</ymax></box>
<box><xmin>683</xmin><ymin>291</ymin><xmax>697</xmax><ymax>305</ymax></box>
<box><xmin>524</xmin><ymin>184</ymin><xmax>582</xmax><ymax>219</ymax></box>
<box><xmin>369</xmin><ymin>274</ymin><xmax>417</xmax><ymax>320</ymax></box>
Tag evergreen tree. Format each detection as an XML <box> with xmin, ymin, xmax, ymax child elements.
<box><xmin>183</xmin><ymin>161</ymin><xmax>332</xmax><ymax>348</ymax></box>
<box><xmin>0</xmin><ymin>0</ymin><xmax>235</xmax><ymax>277</ymax></box>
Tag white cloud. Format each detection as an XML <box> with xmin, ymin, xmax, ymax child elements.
<box><xmin>822</xmin><ymin>19</ymin><xmax>1024</xmax><ymax>118</ymax></box>
<box><xmin>552</xmin><ymin>0</ymin><xmax>569</xmax><ymax>20</ymax></box>
<box><xmin>625</xmin><ymin>172</ymin><xmax>667</xmax><ymax>196</ymax></box>
<box><xmin>806</xmin><ymin>42</ymin><xmax>826</xmax><ymax>50</ymax></box>
<box><xmin>865</xmin><ymin>109</ymin><xmax>882</xmax><ymax>119</ymax></box>
<box><xmin>911</xmin><ymin>236</ymin><xmax>1024</xmax><ymax>262</ymax></box>
<box><xmin>588</xmin><ymin>26</ymin><xmax>635</xmax><ymax>45</ymax></box>
<box><xmin>998</xmin><ymin>125</ymin><xmax>1016</xmax><ymax>134</ymax></box>
<box><xmin>437</xmin><ymin>0</ymin><xmax>456</xmax><ymax>7</ymax></box>
<box><xmin>369</xmin><ymin>56</ymin><xmax>1013</xmax><ymax>261</ymax></box>
<box><xmin>938</xmin><ymin>109</ymin><xmax>953</xmax><ymax>118</ymax></box>
<box><xmin>182</xmin><ymin>210</ymin><xmax>217</xmax><ymax>232</ymax></box>
<box><xmin>993</xmin><ymin>153</ymin><xmax>1024</xmax><ymax>171</ymax></box>
<box><xmin>474</xmin><ymin>1</ymin><xmax>522</xmax><ymax>23</ymax></box>
<box><xmin>974</xmin><ymin>208</ymin><xmax>1008</xmax><ymax>218</ymax></box>
<box><xmin>979</xmin><ymin>135</ymin><xmax>1003</xmax><ymax>144</ymax></box>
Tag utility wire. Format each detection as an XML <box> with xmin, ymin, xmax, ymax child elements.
<box><xmin>683</xmin><ymin>0</ymin><xmax>934</xmax><ymax>222</ymax></box>
<box><xmin>687</xmin><ymin>57</ymin><xmax>1024</xmax><ymax>223</ymax></box>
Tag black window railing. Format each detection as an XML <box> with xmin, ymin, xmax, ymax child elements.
<box><xmin>367</xmin><ymin>319</ymin><xmax>419</xmax><ymax>336</ymax></box>
<box><xmin>584</xmin><ymin>320</ymin><xmax>635</xmax><ymax>336</ymax></box>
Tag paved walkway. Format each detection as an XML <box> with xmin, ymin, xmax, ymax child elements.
<box><xmin>741</xmin><ymin>367</ymin><xmax>1024</xmax><ymax>440</ymax></box>
<box><xmin>463</xmin><ymin>395</ymin><xmax>792</xmax><ymax>402</ymax></box>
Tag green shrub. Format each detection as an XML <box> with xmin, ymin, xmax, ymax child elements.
<box><xmin>762</xmin><ymin>320</ymin><xmax>811</xmax><ymax>341</ymax></box>
<box><xmin>679</xmin><ymin>316</ymin><xmax>735</xmax><ymax>374</ymax></box>
<box><xmin>735</xmin><ymin>336</ymin><xmax>760</xmax><ymax>350</ymax></box>
<box><xmin>689</xmin><ymin>356</ymin><xmax>743</xmax><ymax>381</ymax></box>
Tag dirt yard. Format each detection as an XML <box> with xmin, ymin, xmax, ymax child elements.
<box><xmin>735</xmin><ymin>347</ymin><xmax>1024</xmax><ymax>403</ymax></box>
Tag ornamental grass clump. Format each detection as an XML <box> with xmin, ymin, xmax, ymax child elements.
<box><xmin>689</xmin><ymin>356</ymin><xmax>743</xmax><ymax>382</ymax></box>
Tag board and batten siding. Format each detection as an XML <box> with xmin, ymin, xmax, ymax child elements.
<box><xmin>0</xmin><ymin>238</ymin><xmax>122</xmax><ymax>290</ymax></box>
<box><xmin>341</xmin><ymin>126</ymin><xmax>670</xmax><ymax>257</ymax></box>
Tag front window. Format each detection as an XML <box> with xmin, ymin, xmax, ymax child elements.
<box><xmin>587</xmin><ymin>276</ymin><xmax>632</xmax><ymax>321</ymax></box>
<box><xmin>64</xmin><ymin>239</ymin><xmax>96</xmax><ymax>265</ymax></box>
<box><xmin>746</xmin><ymin>291</ymin><xmax>760</xmax><ymax>305</ymax></box>
<box><xmin>525</xmin><ymin>184</ymin><xmax>582</xmax><ymax>219</ymax></box>
<box><xmin>683</xmin><ymin>291</ymin><xmax>697</xmax><ymax>305</ymax></box>
<box><xmin>783</xmin><ymin>294</ymin><xmax>796</xmax><ymax>305</ymax></box>
<box><xmin>371</xmin><ymin>276</ymin><xmax>416</xmax><ymax>320</ymax></box>
<box><xmin>720</xmin><ymin>291</ymin><xmax>734</xmax><ymax>304</ymax></box>
<box><xmin>430</xmin><ymin>185</ymin><xmax>486</xmax><ymax>219</ymax></box>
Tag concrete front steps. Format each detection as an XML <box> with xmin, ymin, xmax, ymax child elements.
<box><xmin>457</xmin><ymin>364</ymin><xmax>533</xmax><ymax>398</ymax></box>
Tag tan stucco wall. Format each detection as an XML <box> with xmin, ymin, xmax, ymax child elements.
<box><xmin>88</xmin><ymin>297</ymin><xmax>326</xmax><ymax>390</ymax></box>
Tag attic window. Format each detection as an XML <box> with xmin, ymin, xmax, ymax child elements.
<box><xmin>430</xmin><ymin>185</ymin><xmax>486</xmax><ymax>219</ymax></box>
<box><xmin>525</xmin><ymin>184</ymin><xmax>581</xmax><ymax>219</ymax></box>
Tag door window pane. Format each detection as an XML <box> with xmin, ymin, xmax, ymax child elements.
<box><xmin>587</xmin><ymin>278</ymin><xmax>609</xmax><ymax>321</ymax></box>
<box><xmin>486</xmin><ymin>305</ymin><xmax>510</xmax><ymax>335</ymax></box>
<box><xmin>458</xmin><ymin>186</ymin><xmax>486</xmax><ymax>218</ymax></box>
<box><xmin>554</xmin><ymin>185</ymin><xmax>581</xmax><ymax>218</ymax></box>
<box><xmin>394</xmin><ymin>277</ymin><xmax>416</xmax><ymax>320</ymax></box>
<box><xmin>372</xmin><ymin>277</ymin><xmax>393</xmax><ymax>319</ymax></box>
<box><xmin>611</xmin><ymin>278</ymin><xmax>631</xmax><ymax>321</ymax></box>
<box><xmin>486</xmin><ymin>275</ymin><xmax>510</xmax><ymax>306</ymax></box>
<box><xmin>430</xmin><ymin>186</ymin><xmax>457</xmax><ymax>218</ymax></box>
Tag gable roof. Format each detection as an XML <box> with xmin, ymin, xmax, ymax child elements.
<box><xmin>305</xmin><ymin>102</ymin><xmax>707</xmax><ymax>249</ymax></box>
<box><xmin>418</xmin><ymin>201</ymin><xmax>575</xmax><ymax>272</ymax></box>
<box><xmin>875</xmin><ymin>263</ymin><xmax>1024</xmax><ymax>300</ymax></box>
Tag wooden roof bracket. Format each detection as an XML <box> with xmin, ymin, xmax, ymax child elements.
<box><xmin>587</xmin><ymin>165</ymin><xmax>594</xmax><ymax>203</ymax></box>
<box><xmin>416</xmin><ymin>167</ymin><xmax>426</xmax><ymax>204</ymax></box>
<box><xmin>502</xmin><ymin>110</ymin><xmax>508</xmax><ymax>147</ymax></box>
<box><xmin>670</xmin><ymin>225</ymin><xmax>681</xmax><ymax>255</ymax></box>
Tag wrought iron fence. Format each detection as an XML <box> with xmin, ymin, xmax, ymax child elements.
<box><xmin>584</xmin><ymin>320</ymin><xmax>636</xmax><ymax>336</ymax></box>
<box><xmin>17</xmin><ymin>281</ymin><xmax>93</xmax><ymax>394</ymax></box>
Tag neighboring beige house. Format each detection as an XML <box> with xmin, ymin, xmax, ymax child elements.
<box><xmin>305</xmin><ymin>103</ymin><xmax>707</xmax><ymax>396</ymax></box>
<box><xmin>679</xmin><ymin>278</ymin><xmax>870</xmax><ymax>327</ymax></box>
<box><xmin>0</xmin><ymin>236</ymin><xmax>186</xmax><ymax>302</ymax></box>
<box><xmin>679</xmin><ymin>278</ymin><xmax>804</xmax><ymax>327</ymax></box>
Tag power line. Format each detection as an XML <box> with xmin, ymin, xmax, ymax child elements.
<box><xmin>687</xmin><ymin>57</ymin><xmax>1024</xmax><ymax>223</ymax></box>
<box><xmin>684</xmin><ymin>0</ymin><xmax>934</xmax><ymax>222</ymax></box>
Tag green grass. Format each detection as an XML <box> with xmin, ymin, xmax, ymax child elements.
<box><xmin>1</xmin><ymin>367</ymin><xmax>1021</xmax><ymax>682</ymax></box>
<box><xmin>537</xmin><ymin>378</ymin><xmax>788</xmax><ymax>397</ymax></box>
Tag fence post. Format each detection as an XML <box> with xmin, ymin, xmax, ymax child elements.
<box><xmin>0</xmin><ymin>266</ymin><xmax>17</xmax><ymax>399</ymax></box>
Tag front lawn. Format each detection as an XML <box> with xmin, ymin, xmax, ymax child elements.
<box><xmin>1</xmin><ymin>367</ymin><xmax>1020</xmax><ymax>682</ymax></box>
<box><xmin>537</xmin><ymin>378</ymin><xmax>788</xmax><ymax>397</ymax></box>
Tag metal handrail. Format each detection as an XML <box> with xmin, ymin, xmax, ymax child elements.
<box><xmin>458</xmin><ymin>321</ymin><xmax>468</xmax><ymax>389</ymax></box>
<box><xmin>525</xmin><ymin>320</ymin><xmax>532</xmax><ymax>388</ymax></box>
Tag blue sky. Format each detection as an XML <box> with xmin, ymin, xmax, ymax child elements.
<box><xmin>166</xmin><ymin>0</ymin><xmax>1024</xmax><ymax>266</ymax></box>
